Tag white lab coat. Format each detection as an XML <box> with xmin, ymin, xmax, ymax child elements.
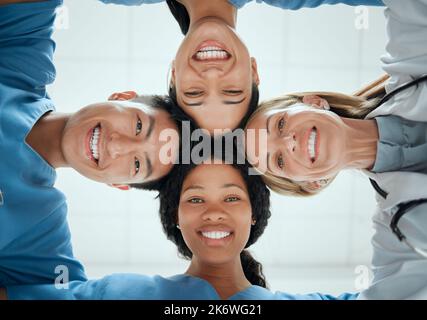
<box><xmin>358</xmin><ymin>0</ymin><xmax>427</xmax><ymax>299</ymax></box>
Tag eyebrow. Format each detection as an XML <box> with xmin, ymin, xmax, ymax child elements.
<box><xmin>143</xmin><ymin>152</ymin><xmax>153</xmax><ymax>180</ymax></box>
<box><xmin>182</xmin><ymin>97</ymin><xmax>246</xmax><ymax>107</ymax></box>
<box><xmin>222</xmin><ymin>183</ymin><xmax>246</xmax><ymax>192</ymax></box>
<box><xmin>266</xmin><ymin>114</ymin><xmax>273</xmax><ymax>135</ymax></box>
<box><xmin>182</xmin><ymin>185</ymin><xmax>204</xmax><ymax>192</ymax></box>
<box><xmin>182</xmin><ymin>183</ymin><xmax>246</xmax><ymax>193</ymax></box>
<box><xmin>266</xmin><ymin>152</ymin><xmax>273</xmax><ymax>173</ymax></box>
<box><xmin>146</xmin><ymin>114</ymin><xmax>155</xmax><ymax>139</ymax></box>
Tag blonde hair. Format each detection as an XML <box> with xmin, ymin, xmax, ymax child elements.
<box><xmin>246</xmin><ymin>92</ymin><xmax>379</xmax><ymax>197</ymax></box>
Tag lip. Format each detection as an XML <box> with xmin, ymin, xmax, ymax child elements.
<box><xmin>314</xmin><ymin>127</ymin><xmax>320</xmax><ymax>162</ymax></box>
<box><xmin>85</xmin><ymin>123</ymin><xmax>101</xmax><ymax>166</ymax></box>
<box><xmin>192</xmin><ymin>40</ymin><xmax>231</xmax><ymax>62</ymax></box>
<box><xmin>304</xmin><ymin>126</ymin><xmax>320</xmax><ymax>165</ymax></box>
<box><xmin>196</xmin><ymin>225</ymin><xmax>234</xmax><ymax>247</ymax></box>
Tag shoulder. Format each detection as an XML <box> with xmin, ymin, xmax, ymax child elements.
<box><xmin>381</xmin><ymin>0</ymin><xmax>427</xmax><ymax>78</ymax></box>
<box><xmin>230</xmin><ymin>0</ymin><xmax>384</xmax><ymax>10</ymax></box>
<box><xmin>0</xmin><ymin>0</ymin><xmax>63</xmax><ymax>89</ymax></box>
<box><xmin>100</xmin><ymin>274</ymin><xmax>174</xmax><ymax>299</ymax></box>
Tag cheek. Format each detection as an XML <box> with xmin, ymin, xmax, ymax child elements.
<box><xmin>283</xmin><ymin>160</ymin><xmax>308</xmax><ymax>181</ymax></box>
<box><xmin>232</xmin><ymin>205</ymin><xmax>253</xmax><ymax>242</ymax></box>
<box><xmin>178</xmin><ymin>204</ymin><xmax>203</xmax><ymax>228</ymax></box>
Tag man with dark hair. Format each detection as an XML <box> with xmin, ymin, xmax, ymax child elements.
<box><xmin>0</xmin><ymin>0</ymin><xmax>189</xmax><ymax>289</ymax></box>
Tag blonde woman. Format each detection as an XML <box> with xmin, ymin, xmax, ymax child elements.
<box><xmin>245</xmin><ymin>0</ymin><xmax>427</xmax><ymax>299</ymax></box>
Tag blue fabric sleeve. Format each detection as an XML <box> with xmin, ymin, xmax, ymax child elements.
<box><xmin>273</xmin><ymin>291</ymin><xmax>359</xmax><ymax>300</ymax></box>
<box><xmin>0</xmin><ymin>0</ymin><xmax>62</xmax><ymax>90</ymax></box>
<box><xmin>6</xmin><ymin>274</ymin><xmax>156</xmax><ymax>300</ymax></box>
<box><xmin>0</xmin><ymin>205</ymin><xmax>87</xmax><ymax>286</ymax></box>
<box><xmin>6</xmin><ymin>279</ymin><xmax>104</xmax><ymax>300</ymax></box>
<box><xmin>231</xmin><ymin>0</ymin><xmax>384</xmax><ymax>9</ymax></box>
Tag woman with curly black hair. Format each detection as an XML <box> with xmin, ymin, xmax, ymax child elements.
<box><xmin>3</xmin><ymin>160</ymin><xmax>357</xmax><ymax>300</ymax></box>
<box><xmin>157</xmin><ymin>161</ymin><xmax>271</xmax><ymax>298</ymax></box>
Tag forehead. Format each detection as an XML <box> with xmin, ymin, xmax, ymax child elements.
<box><xmin>249</xmin><ymin>103</ymin><xmax>315</xmax><ymax>126</ymax></box>
<box><xmin>183</xmin><ymin>164</ymin><xmax>245</xmax><ymax>187</ymax></box>
<box><xmin>111</xmin><ymin>100</ymin><xmax>155</xmax><ymax>115</ymax></box>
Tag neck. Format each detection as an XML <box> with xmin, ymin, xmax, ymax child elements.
<box><xmin>26</xmin><ymin>111</ymin><xmax>69</xmax><ymax>168</ymax></box>
<box><xmin>179</xmin><ymin>0</ymin><xmax>237</xmax><ymax>29</ymax></box>
<box><xmin>341</xmin><ymin>117</ymin><xmax>379</xmax><ymax>170</ymax></box>
<box><xmin>186</xmin><ymin>256</ymin><xmax>251</xmax><ymax>300</ymax></box>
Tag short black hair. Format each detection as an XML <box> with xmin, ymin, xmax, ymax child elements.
<box><xmin>129</xmin><ymin>94</ymin><xmax>198</xmax><ymax>191</ymax></box>
<box><xmin>168</xmin><ymin>83</ymin><xmax>259</xmax><ymax>130</ymax></box>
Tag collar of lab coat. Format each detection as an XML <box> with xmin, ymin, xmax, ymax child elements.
<box><xmin>362</xmin><ymin>74</ymin><xmax>427</xmax><ymax>210</ymax></box>
<box><xmin>362</xmin><ymin>170</ymin><xmax>427</xmax><ymax>212</ymax></box>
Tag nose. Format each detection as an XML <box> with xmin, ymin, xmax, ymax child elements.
<box><xmin>202</xmin><ymin>205</ymin><xmax>227</xmax><ymax>223</ymax></box>
<box><xmin>201</xmin><ymin>66</ymin><xmax>224</xmax><ymax>78</ymax></box>
<box><xmin>107</xmin><ymin>132</ymin><xmax>138</xmax><ymax>160</ymax></box>
<box><xmin>283</xmin><ymin>132</ymin><xmax>296</xmax><ymax>153</ymax></box>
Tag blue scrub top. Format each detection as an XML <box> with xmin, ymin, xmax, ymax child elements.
<box><xmin>0</xmin><ymin>0</ymin><xmax>86</xmax><ymax>286</ymax></box>
<box><xmin>6</xmin><ymin>273</ymin><xmax>359</xmax><ymax>300</ymax></box>
<box><xmin>99</xmin><ymin>0</ymin><xmax>384</xmax><ymax>8</ymax></box>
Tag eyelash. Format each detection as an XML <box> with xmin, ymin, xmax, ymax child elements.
<box><xmin>188</xmin><ymin>198</ymin><xmax>203</xmax><ymax>204</ymax></box>
<box><xmin>136</xmin><ymin>117</ymin><xmax>142</xmax><ymax>135</ymax></box>
<box><xmin>225</xmin><ymin>196</ymin><xmax>240</xmax><ymax>202</ymax></box>
<box><xmin>277</xmin><ymin>154</ymin><xmax>284</xmax><ymax>170</ymax></box>
<box><xmin>134</xmin><ymin>157</ymin><xmax>140</xmax><ymax>175</ymax></box>
<box><xmin>187</xmin><ymin>196</ymin><xmax>241</xmax><ymax>204</ymax></box>
<box><xmin>223</xmin><ymin>90</ymin><xmax>242</xmax><ymax>95</ymax></box>
<box><xmin>134</xmin><ymin>117</ymin><xmax>142</xmax><ymax>176</ymax></box>
<box><xmin>185</xmin><ymin>91</ymin><xmax>203</xmax><ymax>97</ymax></box>
<box><xmin>278</xmin><ymin>117</ymin><xmax>285</xmax><ymax>133</ymax></box>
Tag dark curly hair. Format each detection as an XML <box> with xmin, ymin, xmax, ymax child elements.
<box><xmin>158</xmin><ymin>161</ymin><xmax>271</xmax><ymax>288</ymax></box>
<box><xmin>168</xmin><ymin>83</ymin><xmax>259</xmax><ymax>130</ymax></box>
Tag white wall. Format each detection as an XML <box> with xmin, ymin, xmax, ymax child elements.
<box><xmin>51</xmin><ymin>0</ymin><xmax>387</xmax><ymax>295</ymax></box>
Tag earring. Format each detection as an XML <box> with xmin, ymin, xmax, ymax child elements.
<box><xmin>251</xmin><ymin>219</ymin><xmax>256</xmax><ymax>226</ymax></box>
<box><xmin>176</xmin><ymin>225</ymin><xmax>180</xmax><ymax>230</ymax></box>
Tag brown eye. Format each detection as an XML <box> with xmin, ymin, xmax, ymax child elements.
<box><xmin>136</xmin><ymin>118</ymin><xmax>142</xmax><ymax>135</ymax></box>
<box><xmin>225</xmin><ymin>196</ymin><xmax>240</xmax><ymax>202</ymax></box>
<box><xmin>134</xmin><ymin>157</ymin><xmax>140</xmax><ymax>175</ymax></box>
<box><xmin>278</xmin><ymin>117</ymin><xmax>285</xmax><ymax>132</ymax></box>
<box><xmin>277</xmin><ymin>154</ymin><xmax>284</xmax><ymax>170</ymax></box>
<box><xmin>189</xmin><ymin>198</ymin><xmax>204</xmax><ymax>204</ymax></box>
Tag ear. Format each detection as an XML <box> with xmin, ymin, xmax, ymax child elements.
<box><xmin>251</xmin><ymin>57</ymin><xmax>260</xmax><ymax>86</ymax></box>
<box><xmin>300</xmin><ymin>179</ymin><xmax>330</xmax><ymax>193</ymax></box>
<box><xmin>108</xmin><ymin>91</ymin><xmax>137</xmax><ymax>101</ymax></box>
<box><xmin>170</xmin><ymin>60</ymin><xmax>176</xmax><ymax>88</ymax></box>
<box><xmin>108</xmin><ymin>183</ymin><xmax>130</xmax><ymax>191</ymax></box>
<box><xmin>302</xmin><ymin>95</ymin><xmax>330</xmax><ymax>110</ymax></box>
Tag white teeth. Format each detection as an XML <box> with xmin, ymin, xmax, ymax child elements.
<box><xmin>201</xmin><ymin>231</ymin><xmax>231</xmax><ymax>240</ymax></box>
<box><xmin>199</xmin><ymin>46</ymin><xmax>223</xmax><ymax>52</ymax></box>
<box><xmin>308</xmin><ymin>129</ymin><xmax>317</xmax><ymax>160</ymax></box>
<box><xmin>90</xmin><ymin>126</ymin><xmax>100</xmax><ymax>161</ymax></box>
<box><xmin>195</xmin><ymin>49</ymin><xmax>228</xmax><ymax>61</ymax></box>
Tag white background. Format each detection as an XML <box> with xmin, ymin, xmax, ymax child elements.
<box><xmin>50</xmin><ymin>0</ymin><xmax>387</xmax><ymax>295</ymax></box>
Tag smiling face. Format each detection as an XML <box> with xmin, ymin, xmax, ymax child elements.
<box><xmin>61</xmin><ymin>99</ymin><xmax>178</xmax><ymax>185</ymax></box>
<box><xmin>178</xmin><ymin>164</ymin><xmax>253</xmax><ymax>265</ymax></box>
<box><xmin>172</xmin><ymin>17</ymin><xmax>259</xmax><ymax>133</ymax></box>
<box><xmin>245</xmin><ymin>103</ymin><xmax>348</xmax><ymax>182</ymax></box>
